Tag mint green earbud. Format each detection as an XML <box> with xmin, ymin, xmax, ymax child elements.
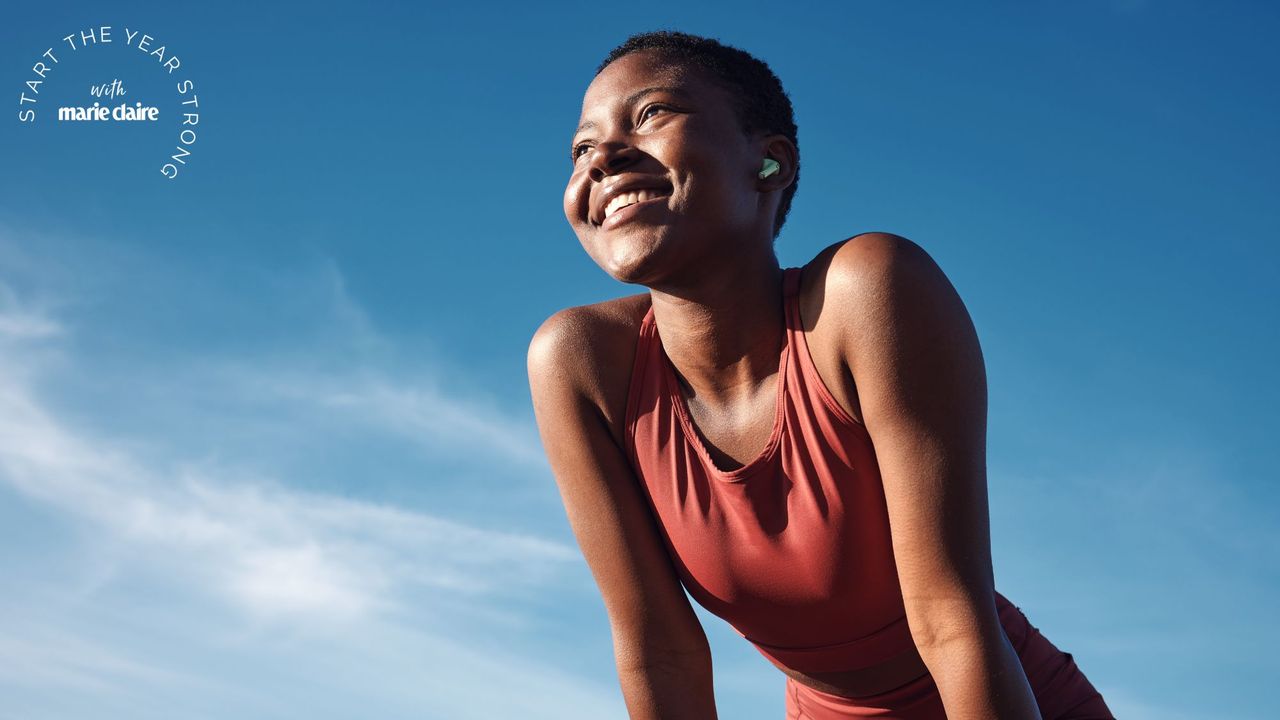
<box><xmin>758</xmin><ymin>157</ymin><xmax>780</xmax><ymax>179</ymax></box>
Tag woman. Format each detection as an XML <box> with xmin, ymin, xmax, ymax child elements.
<box><xmin>527</xmin><ymin>30</ymin><xmax>1114</xmax><ymax>720</ymax></box>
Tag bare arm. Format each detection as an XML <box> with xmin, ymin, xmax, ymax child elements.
<box><xmin>830</xmin><ymin>233</ymin><xmax>1042</xmax><ymax>720</ymax></box>
<box><xmin>528</xmin><ymin>308</ymin><xmax>719</xmax><ymax>720</ymax></box>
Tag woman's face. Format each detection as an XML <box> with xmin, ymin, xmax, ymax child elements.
<box><xmin>564</xmin><ymin>50</ymin><xmax>767</xmax><ymax>285</ymax></box>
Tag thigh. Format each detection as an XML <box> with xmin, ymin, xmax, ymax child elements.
<box><xmin>779</xmin><ymin>598</ymin><xmax>1115</xmax><ymax>720</ymax></box>
<box><xmin>997</xmin><ymin>596</ymin><xmax>1116</xmax><ymax>720</ymax></box>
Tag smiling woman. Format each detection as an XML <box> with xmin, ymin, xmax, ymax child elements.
<box><xmin>528</xmin><ymin>30</ymin><xmax>1114</xmax><ymax>720</ymax></box>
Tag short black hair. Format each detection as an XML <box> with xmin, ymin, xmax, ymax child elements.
<box><xmin>595</xmin><ymin>30</ymin><xmax>800</xmax><ymax>242</ymax></box>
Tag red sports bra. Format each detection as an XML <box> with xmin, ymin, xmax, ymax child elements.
<box><xmin>623</xmin><ymin>265</ymin><xmax>919</xmax><ymax>674</ymax></box>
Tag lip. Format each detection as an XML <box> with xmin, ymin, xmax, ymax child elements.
<box><xmin>591</xmin><ymin>175</ymin><xmax>673</xmax><ymax>226</ymax></box>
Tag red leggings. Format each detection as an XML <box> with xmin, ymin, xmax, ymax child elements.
<box><xmin>784</xmin><ymin>595</ymin><xmax>1114</xmax><ymax>719</ymax></box>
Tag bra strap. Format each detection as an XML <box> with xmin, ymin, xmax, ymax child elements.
<box><xmin>783</xmin><ymin>266</ymin><xmax>801</xmax><ymax>297</ymax></box>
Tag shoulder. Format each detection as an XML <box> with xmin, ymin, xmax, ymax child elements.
<box><xmin>527</xmin><ymin>292</ymin><xmax>651</xmax><ymax>446</ymax></box>
<box><xmin>821</xmin><ymin>231</ymin><xmax>949</xmax><ymax>305</ymax></box>
<box><xmin>527</xmin><ymin>292</ymin><xmax>651</xmax><ymax>380</ymax></box>
<box><xmin>809</xmin><ymin>232</ymin><xmax>971</xmax><ymax>364</ymax></box>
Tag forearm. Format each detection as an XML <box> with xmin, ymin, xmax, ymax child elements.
<box><xmin>616</xmin><ymin>651</ymin><xmax>719</xmax><ymax>720</ymax></box>
<box><xmin>920</xmin><ymin>634</ymin><xmax>1042</xmax><ymax>720</ymax></box>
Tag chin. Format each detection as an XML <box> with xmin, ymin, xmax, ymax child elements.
<box><xmin>589</xmin><ymin>229</ymin><xmax>677</xmax><ymax>286</ymax></box>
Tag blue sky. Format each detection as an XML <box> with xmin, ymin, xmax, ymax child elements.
<box><xmin>1</xmin><ymin>1</ymin><xmax>1276</xmax><ymax>718</ymax></box>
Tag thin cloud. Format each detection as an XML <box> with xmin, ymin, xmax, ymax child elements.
<box><xmin>0</xmin><ymin>621</ymin><xmax>204</xmax><ymax>695</ymax></box>
<box><xmin>0</xmin><ymin>290</ymin><xmax>575</xmax><ymax>623</ymax></box>
<box><xmin>0</xmin><ymin>265</ymin><xmax>621</xmax><ymax>718</ymax></box>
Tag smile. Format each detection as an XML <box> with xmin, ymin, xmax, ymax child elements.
<box><xmin>605</xmin><ymin>188</ymin><xmax>668</xmax><ymax>219</ymax></box>
<box><xmin>600</xmin><ymin>190</ymin><xmax>670</xmax><ymax>230</ymax></box>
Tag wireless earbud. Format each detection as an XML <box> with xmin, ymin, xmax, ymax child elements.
<box><xmin>758</xmin><ymin>157</ymin><xmax>780</xmax><ymax>179</ymax></box>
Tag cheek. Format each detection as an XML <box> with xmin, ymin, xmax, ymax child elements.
<box><xmin>677</xmin><ymin>158</ymin><xmax>736</xmax><ymax>216</ymax></box>
<box><xmin>667</xmin><ymin>137</ymin><xmax>735</xmax><ymax>197</ymax></box>
<box><xmin>563</xmin><ymin>175</ymin><xmax>585</xmax><ymax>221</ymax></box>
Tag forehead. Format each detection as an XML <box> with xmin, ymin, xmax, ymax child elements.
<box><xmin>577</xmin><ymin>50</ymin><xmax>725</xmax><ymax>121</ymax></box>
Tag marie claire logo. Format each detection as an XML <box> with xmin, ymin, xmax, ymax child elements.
<box><xmin>17</xmin><ymin>25</ymin><xmax>201</xmax><ymax>179</ymax></box>
<box><xmin>61</xmin><ymin>80</ymin><xmax>161</xmax><ymax>122</ymax></box>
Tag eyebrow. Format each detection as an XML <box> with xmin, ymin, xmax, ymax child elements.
<box><xmin>573</xmin><ymin>86</ymin><xmax>690</xmax><ymax>137</ymax></box>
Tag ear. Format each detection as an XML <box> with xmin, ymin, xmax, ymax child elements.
<box><xmin>757</xmin><ymin>134</ymin><xmax>798</xmax><ymax>191</ymax></box>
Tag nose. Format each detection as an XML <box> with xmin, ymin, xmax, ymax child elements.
<box><xmin>587</xmin><ymin>141</ymin><xmax>640</xmax><ymax>183</ymax></box>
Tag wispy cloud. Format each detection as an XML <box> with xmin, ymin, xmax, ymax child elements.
<box><xmin>0</xmin><ymin>621</ymin><xmax>204</xmax><ymax>695</ymax></box>
<box><xmin>0</xmin><ymin>290</ymin><xmax>60</xmax><ymax>339</ymax></box>
<box><xmin>233</xmin><ymin>361</ymin><xmax>548</xmax><ymax>471</ymax></box>
<box><xmin>0</xmin><ymin>279</ymin><xmax>575</xmax><ymax>621</ymax></box>
<box><xmin>0</xmin><ymin>247</ymin><xmax>620</xmax><ymax>718</ymax></box>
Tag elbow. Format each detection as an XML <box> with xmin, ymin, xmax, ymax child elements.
<box><xmin>912</xmin><ymin>624</ymin><xmax>988</xmax><ymax>665</ymax></box>
<box><xmin>613</xmin><ymin>631</ymin><xmax>713</xmax><ymax>675</ymax></box>
<box><xmin>616</xmin><ymin>647</ymin><xmax>714</xmax><ymax>678</ymax></box>
<box><xmin>904</xmin><ymin>599</ymin><xmax>1004</xmax><ymax>662</ymax></box>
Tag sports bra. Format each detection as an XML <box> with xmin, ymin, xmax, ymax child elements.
<box><xmin>623</xmin><ymin>265</ymin><xmax>917</xmax><ymax>674</ymax></box>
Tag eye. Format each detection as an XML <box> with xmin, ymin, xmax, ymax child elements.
<box><xmin>571</xmin><ymin>142</ymin><xmax>593</xmax><ymax>162</ymax></box>
<box><xmin>638</xmin><ymin>103</ymin><xmax>671</xmax><ymax>124</ymax></box>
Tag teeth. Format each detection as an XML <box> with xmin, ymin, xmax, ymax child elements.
<box><xmin>604</xmin><ymin>188</ymin><xmax>667</xmax><ymax>220</ymax></box>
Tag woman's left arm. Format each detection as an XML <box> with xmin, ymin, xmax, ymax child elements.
<box><xmin>827</xmin><ymin>233</ymin><xmax>1042</xmax><ymax>720</ymax></box>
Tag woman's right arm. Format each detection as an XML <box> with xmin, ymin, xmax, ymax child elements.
<box><xmin>528</xmin><ymin>307</ymin><xmax>719</xmax><ymax>720</ymax></box>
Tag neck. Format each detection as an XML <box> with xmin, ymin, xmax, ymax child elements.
<box><xmin>648</xmin><ymin>257</ymin><xmax>787</xmax><ymax>409</ymax></box>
